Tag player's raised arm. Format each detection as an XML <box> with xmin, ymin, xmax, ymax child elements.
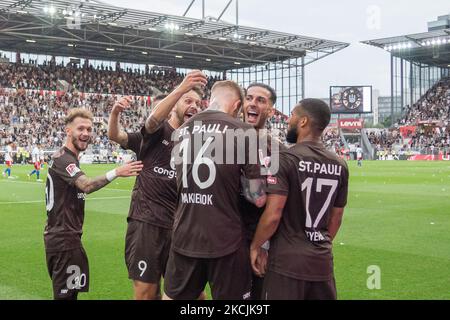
<box><xmin>75</xmin><ymin>160</ymin><xmax>143</xmax><ymax>194</ymax></box>
<box><xmin>144</xmin><ymin>70</ymin><xmax>207</xmax><ymax>134</ymax></box>
<box><xmin>108</xmin><ymin>96</ymin><xmax>132</xmax><ymax>146</ymax></box>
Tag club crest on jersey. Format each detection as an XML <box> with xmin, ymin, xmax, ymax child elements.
<box><xmin>66</xmin><ymin>163</ymin><xmax>81</xmax><ymax>177</ymax></box>
<box><xmin>267</xmin><ymin>176</ymin><xmax>277</xmax><ymax>185</ymax></box>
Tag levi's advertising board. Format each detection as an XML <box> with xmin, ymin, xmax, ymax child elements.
<box><xmin>338</xmin><ymin>118</ymin><xmax>364</xmax><ymax>129</ymax></box>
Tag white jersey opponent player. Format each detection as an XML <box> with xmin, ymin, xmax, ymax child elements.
<box><xmin>32</xmin><ymin>145</ymin><xmax>40</xmax><ymax>163</ymax></box>
<box><xmin>356</xmin><ymin>145</ymin><xmax>363</xmax><ymax>167</ymax></box>
<box><xmin>3</xmin><ymin>144</ymin><xmax>13</xmax><ymax>178</ymax></box>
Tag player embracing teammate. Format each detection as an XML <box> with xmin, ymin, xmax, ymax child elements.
<box><xmin>250</xmin><ymin>99</ymin><xmax>349</xmax><ymax>300</ymax></box>
<box><xmin>44</xmin><ymin>72</ymin><xmax>348</xmax><ymax>300</ymax></box>
<box><xmin>106</xmin><ymin>87</ymin><xmax>348</xmax><ymax>300</ymax></box>
<box><xmin>108</xmin><ymin>70</ymin><xmax>207</xmax><ymax>300</ymax></box>
<box><xmin>163</xmin><ymin>80</ymin><xmax>267</xmax><ymax>300</ymax></box>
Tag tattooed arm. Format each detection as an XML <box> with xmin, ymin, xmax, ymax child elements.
<box><xmin>241</xmin><ymin>176</ymin><xmax>267</xmax><ymax>208</ymax></box>
<box><xmin>75</xmin><ymin>175</ymin><xmax>111</xmax><ymax>194</ymax></box>
<box><xmin>75</xmin><ymin>161</ymin><xmax>144</xmax><ymax>194</ymax></box>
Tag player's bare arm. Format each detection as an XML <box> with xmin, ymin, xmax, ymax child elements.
<box><xmin>75</xmin><ymin>161</ymin><xmax>144</xmax><ymax>194</ymax></box>
<box><xmin>255</xmin><ymin>247</ymin><xmax>268</xmax><ymax>277</ymax></box>
<box><xmin>108</xmin><ymin>96</ymin><xmax>132</xmax><ymax>146</ymax></box>
<box><xmin>328</xmin><ymin>207</ymin><xmax>345</xmax><ymax>241</ymax></box>
<box><xmin>240</xmin><ymin>175</ymin><xmax>267</xmax><ymax>208</ymax></box>
<box><xmin>250</xmin><ymin>193</ymin><xmax>287</xmax><ymax>276</ymax></box>
<box><xmin>144</xmin><ymin>70</ymin><xmax>207</xmax><ymax>134</ymax></box>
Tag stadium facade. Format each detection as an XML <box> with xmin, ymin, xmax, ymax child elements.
<box><xmin>363</xmin><ymin>15</ymin><xmax>450</xmax><ymax>125</ymax></box>
<box><xmin>0</xmin><ymin>0</ymin><xmax>348</xmax><ymax>115</ymax></box>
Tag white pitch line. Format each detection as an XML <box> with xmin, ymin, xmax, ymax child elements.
<box><xmin>0</xmin><ymin>196</ymin><xmax>130</xmax><ymax>205</ymax></box>
<box><xmin>0</xmin><ymin>179</ymin><xmax>131</xmax><ymax>192</ymax></box>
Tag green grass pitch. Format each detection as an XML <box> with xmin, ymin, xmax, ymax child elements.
<box><xmin>0</xmin><ymin>161</ymin><xmax>449</xmax><ymax>300</ymax></box>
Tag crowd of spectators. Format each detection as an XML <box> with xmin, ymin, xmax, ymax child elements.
<box><xmin>0</xmin><ymin>60</ymin><xmax>221</xmax><ymax>98</ymax></box>
<box><xmin>268</xmin><ymin>110</ymin><xmax>288</xmax><ymax>128</ymax></box>
<box><xmin>0</xmin><ymin>60</ymin><xmax>224</xmax><ymax>161</ymax></box>
<box><xmin>322</xmin><ymin>128</ymin><xmax>345</xmax><ymax>154</ymax></box>
<box><xmin>365</xmin><ymin>78</ymin><xmax>450</xmax><ymax>156</ymax></box>
<box><xmin>0</xmin><ymin>61</ymin><xmax>292</xmax><ymax>160</ymax></box>
<box><xmin>0</xmin><ymin>88</ymin><xmax>148</xmax><ymax>155</ymax></box>
<box><xmin>409</xmin><ymin>126</ymin><xmax>450</xmax><ymax>153</ymax></box>
<box><xmin>367</xmin><ymin>129</ymin><xmax>403</xmax><ymax>150</ymax></box>
<box><xmin>401</xmin><ymin>78</ymin><xmax>450</xmax><ymax>125</ymax></box>
<box><xmin>3</xmin><ymin>59</ymin><xmax>449</xmax><ymax>160</ymax></box>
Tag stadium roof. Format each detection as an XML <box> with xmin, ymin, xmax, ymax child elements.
<box><xmin>0</xmin><ymin>0</ymin><xmax>349</xmax><ymax>71</ymax></box>
<box><xmin>362</xmin><ymin>29</ymin><xmax>450</xmax><ymax>68</ymax></box>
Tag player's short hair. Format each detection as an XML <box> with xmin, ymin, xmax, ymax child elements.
<box><xmin>211</xmin><ymin>80</ymin><xmax>244</xmax><ymax>105</ymax></box>
<box><xmin>64</xmin><ymin>108</ymin><xmax>94</xmax><ymax>125</ymax></box>
<box><xmin>247</xmin><ymin>83</ymin><xmax>277</xmax><ymax>105</ymax></box>
<box><xmin>190</xmin><ymin>86</ymin><xmax>204</xmax><ymax>99</ymax></box>
<box><xmin>296</xmin><ymin>98</ymin><xmax>331</xmax><ymax>132</ymax></box>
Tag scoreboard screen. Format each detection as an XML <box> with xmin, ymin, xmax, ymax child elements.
<box><xmin>329</xmin><ymin>86</ymin><xmax>372</xmax><ymax>114</ymax></box>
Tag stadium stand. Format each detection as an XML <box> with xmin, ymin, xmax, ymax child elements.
<box><xmin>323</xmin><ymin>127</ymin><xmax>345</xmax><ymax>155</ymax></box>
<box><xmin>401</xmin><ymin>78</ymin><xmax>450</xmax><ymax>124</ymax></box>
<box><xmin>0</xmin><ymin>61</ymin><xmax>222</xmax><ymax>97</ymax></box>
<box><xmin>364</xmin><ymin>78</ymin><xmax>450</xmax><ymax>158</ymax></box>
<box><xmin>1</xmin><ymin>63</ymin><xmax>447</xmax><ymax>162</ymax></box>
<box><xmin>2</xmin><ymin>60</ymin><xmax>304</xmax><ymax>164</ymax></box>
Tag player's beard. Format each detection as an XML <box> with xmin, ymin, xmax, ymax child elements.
<box><xmin>286</xmin><ymin>126</ymin><xmax>298</xmax><ymax>144</ymax></box>
<box><xmin>72</xmin><ymin>136</ymin><xmax>90</xmax><ymax>151</ymax></box>
<box><xmin>174</xmin><ymin>108</ymin><xmax>184</xmax><ymax>125</ymax></box>
<box><xmin>177</xmin><ymin>106</ymin><xmax>197</xmax><ymax>125</ymax></box>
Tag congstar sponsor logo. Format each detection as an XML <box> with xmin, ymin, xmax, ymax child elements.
<box><xmin>153</xmin><ymin>166</ymin><xmax>176</xmax><ymax>179</ymax></box>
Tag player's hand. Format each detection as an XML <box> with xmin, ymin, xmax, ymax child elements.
<box><xmin>256</xmin><ymin>248</ymin><xmax>268</xmax><ymax>277</ymax></box>
<box><xmin>115</xmin><ymin>161</ymin><xmax>144</xmax><ymax>177</ymax></box>
<box><xmin>250</xmin><ymin>246</ymin><xmax>264</xmax><ymax>277</ymax></box>
<box><xmin>176</xmin><ymin>70</ymin><xmax>207</xmax><ymax>93</ymax></box>
<box><xmin>112</xmin><ymin>96</ymin><xmax>133</xmax><ymax>114</ymax></box>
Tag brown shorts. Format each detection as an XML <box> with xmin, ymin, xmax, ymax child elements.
<box><xmin>262</xmin><ymin>270</ymin><xmax>337</xmax><ymax>300</ymax></box>
<box><xmin>250</xmin><ymin>274</ymin><xmax>264</xmax><ymax>300</ymax></box>
<box><xmin>125</xmin><ymin>219</ymin><xmax>171</xmax><ymax>284</ymax></box>
<box><xmin>164</xmin><ymin>243</ymin><xmax>252</xmax><ymax>300</ymax></box>
<box><xmin>45</xmin><ymin>247</ymin><xmax>89</xmax><ymax>300</ymax></box>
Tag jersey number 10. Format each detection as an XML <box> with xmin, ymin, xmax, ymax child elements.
<box><xmin>45</xmin><ymin>173</ymin><xmax>54</xmax><ymax>212</ymax></box>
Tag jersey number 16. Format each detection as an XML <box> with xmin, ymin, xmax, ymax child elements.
<box><xmin>179</xmin><ymin>136</ymin><xmax>216</xmax><ymax>189</ymax></box>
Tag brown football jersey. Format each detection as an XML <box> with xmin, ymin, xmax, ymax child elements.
<box><xmin>172</xmin><ymin>110</ymin><xmax>261</xmax><ymax>258</ymax></box>
<box><xmin>240</xmin><ymin>134</ymin><xmax>287</xmax><ymax>242</ymax></box>
<box><xmin>266</xmin><ymin>141</ymin><xmax>349</xmax><ymax>281</ymax></box>
<box><xmin>126</xmin><ymin>121</ymin><xmax>177</xmax><ymax>229</ymax></box>
<box><xmin>44</xmin><ymin>147</ymin><xmax>86</xmax><ymax>253</ymax></box>
<box><xmin>122</xmin><ymin>132</ymin><xmax>142</xmax><ymax>155</ymax></box>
